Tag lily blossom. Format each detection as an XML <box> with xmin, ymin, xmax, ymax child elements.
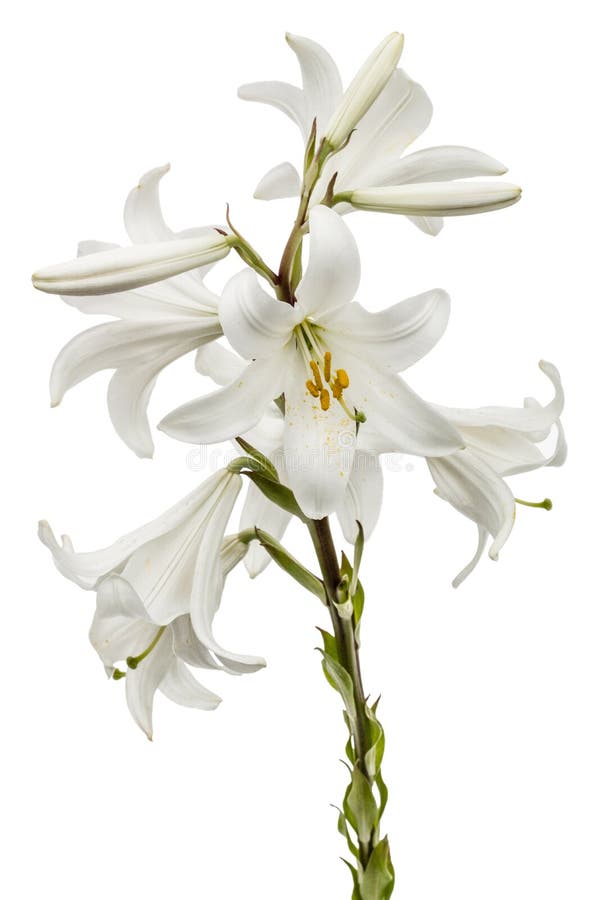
<box><xmin>39</xmin><ymin>468</ymin><xmax>265</xmax><ymax>738</ymax></box>
<box><xmin>427</xmin><ymin>361</ymin><xmax>566</xmax><ymax>587</ymax></box>
<box><xmin>41</xmin><ymin>165</ymin><xmax>227</xmax><ymax>458</ymax></box>
<box><xmin>160</xmin><ymin>206</ymin><xmax>462</xmax><ymax>520</ymax></box>
<box><xmin>238</xmin><ymin>33</ymin><xmax>516</xmax><ymax>235</ymax></box>
<box><xmin>196</xmin><ymin>343</ymin><xmax>384</xmax><ymax>576</ymax></box>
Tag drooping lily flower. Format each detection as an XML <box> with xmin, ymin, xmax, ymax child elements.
<box><xmin>36</xmin><ymin>165</ymin><xmax>228</xmax><ymax>458</ymax></box>
<box><xmin>239</xmin><ymin>33</ymin><xmax>518</xmax><ymax>234</ymax></box>
<box><xmin>196</xmin><ymin>342</ymin><xmax>384</xmax><ymax>576</ymax></box>
<box><xmin>39</xmin><ymin>469</ymin><xmax>264</xmax><ymax>736</ymax></box>
<box><xmin>427</xmin><ymin>362</ymin><xmax>566</xmax><ymax>586</ymax></box>
<box><xmin>160</xmin><ymin>206</ymin><xmax>462</xmax><ymax>520</ymax></box>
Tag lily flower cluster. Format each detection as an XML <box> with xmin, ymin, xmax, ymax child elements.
<box><xmin>34</xmin><ymin>32</ymin><xmax>564</xmax><ymax>745</ymax></box>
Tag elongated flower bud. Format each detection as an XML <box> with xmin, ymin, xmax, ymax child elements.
<box><xmin>32</xmin><ymin>233</ymin><xmax>234</xmax><ymax>296</ymax></box>
<box><xmin>342</xmin><ymin>181</ymin><xmax>522</xmax><ymax>217</ymax></box>
<box><xmin>323</xmin><ymin>32</ymin><xmax>404</xmax><ymax>150</ymax></box>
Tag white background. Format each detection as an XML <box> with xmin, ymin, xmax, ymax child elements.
<box><xmin>3</xmin><ymin>1</ymin><xmax>599</xmax><ymax>897</ymax></box>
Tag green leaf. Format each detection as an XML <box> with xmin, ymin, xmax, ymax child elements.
<box><xmin>364</xmin><ymin>702</ymin><xmax>385</xmax><ymax>779</ymax></box>
<box><xmin>234</xmin><ymin>437</ymin><xmax>279</xmax><ymax>481</ymax></box>
<box><xmin>351</xmin><ymin>521</ymin><xmax>364</xmax><ymax>596</ymax></box>
<box><xmin>375</xmin><ymin>772</ymin><xmax>389</xmax><ymax>822</ymax></box>
<box><xmin>336</xmin><ymin>809</ymin><xmax>360</xmax><ymax>859</ymax></box>
<box><xmin>245</xmin><ymin>471</ymin><xmax>306</xmax><ymax>519</ymax></box>
<box><xmin>360</xmin><ymin>837</ymin><xmax>395</xmax><ymax>900</ymax></box>
<box><xmin>321</xmin><ymin>651</ymin><xmax>357</xmax><ymax>721</ymax></box>
<box><xmin>344</xmin><ymin>766</ymin><xmax>378</xmax><ymax>845</ymax></box>
<box><xmin>255</xmin><ymin>528</ymin><xmax>326</xmax><ymax>603</ymax></box>
<box><xmin>340</xmin><ymin>858</ymin><xmax>361</xmax><ymax>899</ymax></box>
<box><xmin>316</xmin><ymin>627</ymin><xmax>338</xmax><ymax>662</ymax></box>
<box><xmin>352</xmin><ymin>579</ymin><xmax>365</xmax><ymax>627</ymax></box>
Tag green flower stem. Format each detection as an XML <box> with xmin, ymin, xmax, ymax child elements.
<box><xmin>308</xmin><ymin>517</ymin><xmax>394</xmax><ymax>897</ymax></box>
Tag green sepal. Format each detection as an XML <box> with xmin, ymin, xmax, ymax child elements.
<box><xmin>344</xmin><ymin>766</ymin><xmax>378</xmax><ymax>845</ymax></box>
<box><xmin>320</xmin><ymin>651</ymin><xmax>357</xmax><ymax>721</ymax></box>
<box><xmin>359</xmin><ymin>837</ymin><xmax>395</xmax><ymax>900</ymax></box>
<box><xmin>234</xmin><ymin>437</ymin><xmax>279</xmax><ymax>481</ymax></box>
<box><xmin>255</xmin><ymin>528</ymin><xmax>326</xmax><ymax>603</ymax></box>
<box><xmin>245</xmin><ymin>471</ymin><xmax>306</xmax><ymax>520</ymax></box>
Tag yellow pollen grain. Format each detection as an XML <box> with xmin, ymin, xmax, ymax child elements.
<box><xmin>310</xmin><ymin>360</ymin><xmax>323</xmax><ymax>390</ymax></box>
<box><xmin>306</xmin><ymin>379</ymin><xmax>320</xmax><ymax>398</ymax></box>
<box><xmin>323</xmin><ymin>351</ymin><xmax>332</xmax><ymax>382</ymax></box>
<box><xmin>336</xmin><ymin>368</ymin><xmax>350</xmax><ymax>389</ymax></box>
<box><xmin>320</xmin><ymin>388</ymin><xmax>331</xmax><ymax>411</ymax></box>
<box><xmin>332</xmin><ymin>379</ymin><xmax>343</xmax><ymax>400</ymax></box>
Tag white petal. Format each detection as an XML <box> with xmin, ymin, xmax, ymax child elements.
<box><xmin>33</xmin><ymin>234</ymin><xmax>232</xmax><ymax>296</ymax></box>
<box><xmin>459</xmin><ymin>426</ymin><xmax>546</xmax><ymax>476</ymax></box>
<box><xmin>363</xmin><ymin>145</ymin><xmax>507</xmax><ymax>189</ymax></box>
<box><xmin>38</xmin><ymin>470</ymin><xmax>232</xmax><ymax>590</ymax></box>
<box><xmin>159</xmin><ymin>348</ymin><xmax>289</xmax><ymax>445</ymax></box>
<box><xmin>296</xmin><ymin>206</ymin><xmax>361</xmax><ymax>318</ymax></box>
<box><xmin>50</xmin><ymin>317</ymin><xmax>221</xmax><ymax>457</ymax></box>
<box><xmin>323</xmin><ymin>288</ymin><xmax>450</xmax><ymax>371</ymax></box>
<box><xmin>239</xmin><ymin>481</ymin><xmax>292</xmax><ymax>577</ymax></box>
<box><xmin>333</xmin><ymin>69</ymin><xmax>432</xmax><ymax>190</ymax></box>
<box><xmin>125</xmin><ymin>627</ymin><xmax>174</xmax><ymax>739</ymax></box>
<box><xmin>452</xmin><ymin>526</ymin><xmax>488</xmax><ymax>589</ymax></box>
<box><xmin>237</xmin><ymin>80</ymin><xmax>308</xmax><ymax>137</ymax></box>
<box><xmin>117</xmin><ymin>474</ymin><xmax>241</xmax><ymax>623</ymax></box>
<box><xmin>254</xmin><ymin>162</ymin><xmax>302</xmax><ymax>200</ymax></box>
<box><xmin>190</xmin><ymin>485</ymin><xmax>266</xmax><ymax>673</ymax></box>
<box><xmin>89</xmin><ymin>580</ymin><xmax>155</xmax><ymax>667</ymax></box>
<box><xmin>347</xmin><ymin>181</ymin><xmax>522</xmax><ymax>217</ymax></box>
<box><xmin>159</xmin><ymin>659</ymin><xmax>221</xmax><ymax>711</ymax></box>
<box><xmin>124</xmin><ymin>164</ymin><xmax>173</xmax><ymax>243</ymax></box>
<box><xmin>407</xmin><ymin>216</ymin><xmax>444</xmax><ymax>236</ymax></box>
<box><xmin>439</xmin><ymin>361</ymin><xmax>564</xmax><ymax>434</ymax></box>
<box><xmin>170</xmin><ymin>615</ymin><xmax>222</xmax><ymax>670</ymax></box>
<box><xmin>337</xmin><ymin>451</ymin><xmax>383</xmax><ymax>543</ymax></box>
<box><xmin>337</xmin><ymin>350</ymin><xmax>464</xmax><ymax>457</ymax></box>
<box><xmin>428</xmin><ymin>449</ymin><xmax>515</xmax><ymax>564</ymax></box>
<box><xmin>220</xmin><ymin>269</ymin><xmax>298</xmax><ymax>359</ymax></box>
<box><xmin>240</xmin><ymin>406</ymin><xmax>286</xmax><ymax>457</ymax></box>
<box><xmin>283</xmin><ymin>353</ymin><xmax>355</xmax><ymax>520</ymax></box>
<box><xmin>195</xmin><ymin>341</ymin><xmax>246</xmax><ymax>385</ymax></box>
<box><xmin>286</xmin><ymin>33</ymin><xmax>343</xmax><ymax>135</ymax></box>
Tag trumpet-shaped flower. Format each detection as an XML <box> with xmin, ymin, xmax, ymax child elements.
<box><xmin>160</xmin><ymin>206</ymin><xmax>463</xmax><ymax>520</ymax></box>
<box><xmin>196</xmin><ymin>343</ymin><xmax>384</xmax><ymax>576</ymax></box>
<box><xmin>37</xmin><ymin>165</ymin><xmax>227</xmax><ymax>458</ymax></box>
<box><xmin>39</xmin><ymin>470</ymin><xmax>264</xmax><ymax>736</ymax></box>
<box><xmin>427</xmin><ymin>362</ymin><xmax>566</xmax><ymax>586</ymax></box>
<box><xmin>239</xmin><ymin>33</ymin><xmax>518</xmax><ymax>235</ymax></box>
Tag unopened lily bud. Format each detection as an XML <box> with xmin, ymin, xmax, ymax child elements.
<box><xmin>324</xmin><ymin>32</ymin><xmax>404</xmax><ymax>150</ymax></box>
<box><xmin>342</xmin><ymin>181</ymin><xmax>522</xmax><ymax>217</ymax></box>
<box><xmin>32</xmin><ymin>232</ymin><xmax>234</xmax><ymax>296</ymax></box>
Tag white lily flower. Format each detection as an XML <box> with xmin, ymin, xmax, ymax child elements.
<box><xmin>324</xmin><ymin>32</ymin><xmax>405</xmax><ymax>150</ymax></box>
<box><xmin>42</xmin><ymin>165</ymin><xmax>226</xmax><ymax>458</ymax></box>
<box><xmin>160</xmin><ymin>206</ymin><xmax>463</xmax><ymax>520</ymax></box>
<box><xmin>427</xmin><ymin>361</ymin><xmax>566</xmax><ymax>587</ymax></box>
<box><xmin>196</xmin><ymin>343</ymin><xmax>384</xmax><ymax>576</ymax></box>
<box><xmin>39</xmin><ymin>470</ymin><xmax>265</xmax><ymax>729</ymax></box>
<box><xmin>239</xmin><ymin>33</ymin><xmax>515</xmax><ymax>235</ymax></box>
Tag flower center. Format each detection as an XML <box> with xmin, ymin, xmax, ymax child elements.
<box><xmin>112</xmin><ymin>625</ymin><xmax>167</xmax><ymax>681</ymax></box>
<box><xmin>295</xmin><ymin>322</ymin><xmax>365</xmax><ymax>422</ymax></box>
